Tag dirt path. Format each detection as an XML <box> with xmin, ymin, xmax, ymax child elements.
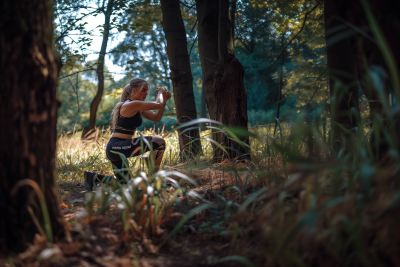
<box><xmin>59</xmin><ymin>182</ymin><xmax>91</xmax><ymax>221</ymax></box>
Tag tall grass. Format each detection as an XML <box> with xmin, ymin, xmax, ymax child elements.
<box><xmin>56</xmin><ymin>126</ymin><xmax>215</xmax><ymax>186</ymax></box>
<box><xmin>54</xmin><ymin>103</ymin><xmax>400</xmax><ymax>265</ymax></box>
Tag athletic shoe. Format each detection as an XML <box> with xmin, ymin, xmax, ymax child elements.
<box><xmin>84</xmin><ymin>170</ymin><xmax>96</xmax><ymax>191</ymax></box>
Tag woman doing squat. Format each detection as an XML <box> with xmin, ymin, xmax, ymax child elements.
<box><xmin>84</xmin><ymin>78</ymin><xmax>171</xmax><ymax>191</ymax></box>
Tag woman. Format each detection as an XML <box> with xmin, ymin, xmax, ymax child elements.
<box><xmin>84</xmin><ymin>78</ymin><xmax>172</xmax><ymax>191</ymax></box>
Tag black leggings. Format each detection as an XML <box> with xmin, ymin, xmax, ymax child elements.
<box><xmin>105</xmin><ymin>136</ymin><xmax>166</xmax><ymax>181</ymax></box>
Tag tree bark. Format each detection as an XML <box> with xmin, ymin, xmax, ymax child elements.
<box><xmin>0</xmin><ymin>0</ymin><xmax>63</xmax><ymax>252</ymax></box>
<box><xmin>83</xmin><ymin>0</ymin><xmax>114</xmax><ymax>139</ymax></box>
<box><xmin>201</xmin><ymin>87</ymin><xmax>207</xmax><ymax>118</ymax></box>
<box><xmin>195</xmin><ymin>0</ymin><xmax>219</xmax><ymax>117</ymax></box>
<box><xmin>324</xmin><ymin>0</ymin><xmax>360</xmax><ymax>150</ymax></box>
<box><xmin>160</xmin><ymin>0</ymin><xmax>202</xmax><ymax>157</ymax></box>
<box><xmin>212</xmin><ymin>0</ymin><xmax>249</xmax><ymax>161</ymax></box>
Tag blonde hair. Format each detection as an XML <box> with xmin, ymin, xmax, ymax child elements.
<box><xmin>110</xmin><ymin>78</ymin><xmax>149</xmax><ymax>131</ymax></box>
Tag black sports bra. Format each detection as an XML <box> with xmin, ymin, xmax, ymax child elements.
<box><xmin>114</xmin><ymin>103</ymin><xmax>142</xmax><ymax>134</ymax></box>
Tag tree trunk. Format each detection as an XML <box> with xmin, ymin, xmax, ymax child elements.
<box><xmin>160</xmin><ymin>0</ymin><xmax>202</xmax><ymax>157</ymax></box>
<box><xmin>83</xmin><ymin>0</ymin><xmax>114</xmax><ymax>139</ymax></box>
<box><xmin>324</xmin><ymin>0</ymin><xmax>360</xmax><ymax>150</ymax></box>
<box><xmin>195</xmin><ymin>0</ymin><xmax>219</xmax><ymax>117</ymax></box>
<box><xmin>274</xmin><ymin>35</ymin><xmax>285</xmax><ymax>135</ymax></box>
<box><xmin>345</xmin><ymin>1</ymin><xmax>400</xmax><ymax>120</ymax></box>
<box><xmin>325</xmin><ymin>0</ymin><xmax>400</xmax><ymax>155</ymax></box>
<box><xmin>212</xmin><ymin>0</ymin><xmax>249</xmax><ymax>161</ymax></box>
<box><xmin>346</xmin><ymin>0</ymin><xmax>400</xmax><ymax>156</ymax></box>
<box><xmin>201</xmin><ymin>87</ymin><xmax>207</xmax><ymax>118</ymax></box>
<box><xmin>0</xmin><ymin>0</ymin><xmax>63</xmax><ymax>252</ymax></box>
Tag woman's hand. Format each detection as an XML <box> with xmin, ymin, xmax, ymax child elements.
<box><xmin>156</xmin><ymin>87</ymin><xmax>165</xmax><ymax>95</ymax></box>
<box><xmin>162</xmin><ymin>88</ymin><xmax>171</xmax><ymax>105</ymax></box>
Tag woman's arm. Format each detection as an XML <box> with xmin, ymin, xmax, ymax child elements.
<box><xmin>124</xmin><ymin>100</ymin><xmax>164</xmax><ymax>111</ymax></box>
<box><xmin>141</xmin><ymin>88</ymin><xmax>170</xmax><ymax>122</ymax></box>
<box><xmin>120</xmin><ymin>99</ymin><xmax>164</xmax><ymax>118</ymax></box>
<box><xmin>155</xmin><ymin>88</ymin><xmax>164</xmax><ymax>104</ymax></box>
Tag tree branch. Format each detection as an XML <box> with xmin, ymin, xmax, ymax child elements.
<box><xmin>270</xmin><ymin>2</ymin><xmax>321</xmax><ymax>66</ymax></box>
<box><xmin>190</xmin><ymin>19</ymin><xmax>198</xmax><ymax>33</ymax></box>
<box><xmin>178</xmin><ymin>0</ymin><xmax>196</xmax><ymax>11</ymax></box>
<box><xmin>58</xmin><ymin>69</ymin><xmax>94</xmax><ymax>80</ymax></box>
<box><xmin>188</xmin><ymin>35</ymin><xmax>198</xmax><ymax>56</ymax></box>
<box><xmin>55</xmin><ymin>9</ymin><xmax>100</xmax><ymax>44</ymax></box>
<box><xmin>304</xmin><ymin>67</ymin><xmax>327</xmax><ymax>110</ymax></box>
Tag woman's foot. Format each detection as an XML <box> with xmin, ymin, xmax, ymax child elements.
<box><xmin>84</xmin><ymin>170</ymin><xmax>97</xmax><ymax>191</ymax></box>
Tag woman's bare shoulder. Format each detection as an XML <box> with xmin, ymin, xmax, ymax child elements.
<box><xmin>120</xmin><ymin>101</ymin><xmax>140</xmax><ymax>117</ymax></box>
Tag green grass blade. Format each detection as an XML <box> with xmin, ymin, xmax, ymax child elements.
<box><xmin>10</xmin><ymin>179</ymin><xmax>54</xmax><ymax>243</ymax></box>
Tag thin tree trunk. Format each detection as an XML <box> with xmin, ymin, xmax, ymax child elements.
<box><xmin>324</xmin><ymin>0</ymin><xmax>360</xmax><ymax>151</ymax></box>
<box><xmin>274</xmin><ymin>35</ymin><xmax>284</xmax><ymax>135</ymax></box>
<box><xmin>160</xmin><ymin>0</ymin><xmax>202</xmax><ymax>157</ymax></box>
<box><xmin>83</xmin><ymin>0</ymin><xmax>114</xmax><ymax>138</ymax></box>
<box><xmin>195</xmin><ymin>0</ymin><xmax>219</xmax><ymax>117</ymax></box>
<box><xmin>0</xmin><ymin>0</ymin><xmax>63</xmax><ymax>252</ymax></box>
<box><xmin>212</xmin><ymin>0</ymin><xmax>249</xmax><ymax>161</ymax></box>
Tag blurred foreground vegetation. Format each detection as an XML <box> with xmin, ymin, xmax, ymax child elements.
<box><xmin>46</xmin><ymin>114</ymin><xmax>400</xmax><ymax>266</ymax></box>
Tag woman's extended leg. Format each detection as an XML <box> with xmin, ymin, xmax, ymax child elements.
<box><xmin>84</xmin><ymin>159</ymin><xmax>127</xmax><ymax>191</ymax></box>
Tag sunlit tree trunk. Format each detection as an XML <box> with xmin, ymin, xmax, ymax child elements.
<box><xmin>200</xmin><ymin>87</ymin><xmax>207</xmax><ymax>118</ymax></box>
<box><xmin>212</xmin><ymin>0</ymin><xmax>249</xmax><ymax>161</ymax></box>
<box><xmin>0</xmin><ymin>0</ymin><xmax>63</xmax><ymax>252</ymax></box>
<box><xmin>324</xmin><ymin>0</ymin><xmax>360</xmax><ymax>150</ymax></box>
<box><xmin>83</xmin><ymin>0</ymin><xmax>114</xmax><ymax>139</ymax></box>
<box><xmin>160</xmin><ymin>0</ymin><xmax>202</xmax><ymax>157</ymax></box>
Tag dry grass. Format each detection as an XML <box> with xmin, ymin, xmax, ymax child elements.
<box><xmin>7</xmin><ymin>118</ymin><xmax>400</xmax><ymax>267</ymax></box>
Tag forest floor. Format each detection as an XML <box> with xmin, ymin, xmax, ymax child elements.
<box><xmin>45</xmin><ymin>163</ymin><xmax>258</xmax><ymax>267</ymax></box>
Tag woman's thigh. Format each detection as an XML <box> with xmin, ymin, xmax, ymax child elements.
<box><xmin>106</xmin><ymin>136</ymin><xmax>165</xmax><ymax>161</ymax></box>
<box><xmin>129</xmin><ymin>136</ymin><xmax>165</xmax><ymax>157</ymax></box>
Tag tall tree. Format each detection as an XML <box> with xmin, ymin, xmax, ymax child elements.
<box><xmin>274</xmin><ymin>33</ymin><xmax>286</xmax><ymax>134</ymax></box>
<box><xmin>160</xmin><ymin>0</ymin><xmax>202</xmax><ymax>157</ymax></box>
<box><xmin>0</xmin><ymin>0</ymin><xmax>63</xmax><ymax>252</ymax></box>
<box><xmin>343</xmin><ymin>0</ymin><xmax>400</xmax><ymax>119</ymax></box>
<box><xmin>324</xmin><ymin>0</ymin><xmax>400</xmax><ymax>154</ymax></box>
<box><xmin>197</xmin><ymin>0</ymin><xmax>249</xmax><ymax>160</ymax></box>
<box><xmin>195</xmin><ymin>0</ymin><xmax>219</xmax><ymax>117</ymax></box>
<box><xmin>324</xmin><ymin>0</ymin><xmax>360</xmax><ymax>149</ymax></box>
<box><xmin>82</xmin><ymin>0</ymin><xmax>115</xmax><ymax>138</ymax></box>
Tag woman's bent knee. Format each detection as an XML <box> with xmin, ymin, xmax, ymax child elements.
<box><xmin>152</xmin><ymin>136</ymin><xmax>165</xmax><ymax>151</ymax></box>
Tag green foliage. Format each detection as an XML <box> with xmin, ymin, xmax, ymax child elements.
<box><xmin>109</xmin><ymin>0</ymin><xmax>204</xmax><ymax>115</ymax></box>
<box><xmin>236</xmin><ymin>0</ymin><xmax>328</xmax><ymax>124</ymax></box>
<box><xmin>56</xmin><ymin>57</ymin><xmax>118</xmax><ymax>132</ymax></box>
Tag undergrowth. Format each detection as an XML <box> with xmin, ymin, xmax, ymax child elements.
<box><xmin>48</xmin><ymin>105</ymin><xmax>400</xmax><ymax>267</ymax></box>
